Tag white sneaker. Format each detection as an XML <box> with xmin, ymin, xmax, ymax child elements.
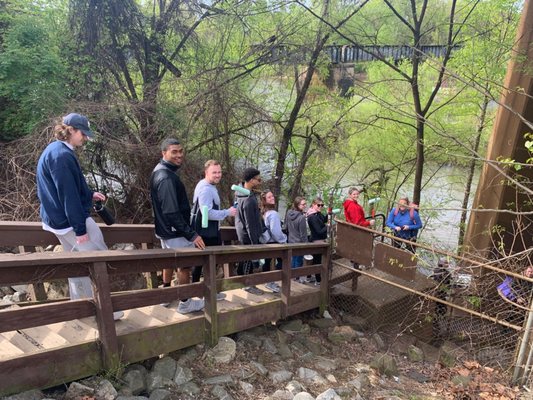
<box><xmin>216</xmin><ymin>292</ymin><xmax>226</xmax><ymax>301</ymax></box>
<box><xmin>113</xmin><ymin>311</ymin><xmax>124</xmax><ymax>321</ymax></box>
<box><xmin>265</xmin><ymin>282</ymin><xmax>280</xmax><ymax>293</ymax></box>
<box><xmin>177</xmin><ymin>298</ymin><xmax>205</xmax><ymax>314</ymax></box>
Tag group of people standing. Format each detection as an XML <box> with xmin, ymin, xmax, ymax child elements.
<box><xmin>343</xmin><ymin>187</ymin><xmax>423</xmax><ymax>253</ymax></box>
<box><xmin>36</xmin><ymin>113</ymin><xmax>423</xmax><ymax>319</ymax></box>
<box><xmin>233</xmin><ymin>168</ymin><xmax>328</xmax><ymax>294</ymax></box>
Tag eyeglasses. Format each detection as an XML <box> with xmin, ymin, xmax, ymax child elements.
<box><xmin>317</xmin><ymin>204</ymin><xmax>324</xmax><ymax>207</ymax></box>
<box><xmin>254</xmin><ymin>177</ymin><xmax>262</xmax><ymax>182</ymax></box>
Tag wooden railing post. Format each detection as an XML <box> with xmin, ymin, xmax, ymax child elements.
<box><xmin>280</xmin><ymin>249</ymin><xmax>292</xmax><ymax>319</ymax></box>
<box><xmin>204</xmin><ymin>254</ymin><xmax>218</xmax><ymax>347</ymax></box>
<box><xmin>90</xmin><ymin>262</ymin><xmax>120</xmax><ymax>373</ymax></box>
<box><xmin>319</xmin><ymin>246</ymin><xmax>330</xmax><ymax>316</ymax></box>
<box><xmin>19</xmin><ymin>245</ymin><xmax>47</xmax><ymax>302</ymax></box>
<box><xmin>141</xmin><ymin>243</ymin><xmax>159</xmax><ymax>288</ymax></box>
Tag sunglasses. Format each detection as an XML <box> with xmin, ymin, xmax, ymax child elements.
<box><xmin>317</xmin><ymin>204</ymin><xmax>324</xmax><ymax>207</ymax></box>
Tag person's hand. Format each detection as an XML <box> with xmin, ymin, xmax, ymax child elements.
<box><xmin>76</xmin><ymin>234</ymin><xmax>90</xmax><ymax>245</ymax></box>
<box><xmin>395</xmin><ymin>226</ymin><xmax>402</xmax><ymax>231</ymax></box>
<box><xmin>402</xmin><ymin>225</ymin><xmax>409</xmax><ymax>230</ymax></box>
<box><xmin>193</xmin><ymin>235</ymin><xmax>206</xmax><ymax>250</ymax></box>
<box><xmin>228</xmin><ymin>206</ymin><xmax>237</xmax><ymax>217</ymax></box>
<box><xmin>369</xmin><ymin>219</ymin><xmax>375</xmax><ymax>226</ymax></box>
<box><xmin>93</xmin><ymin>192</ymin><xmax>106</xmax><ymax>201</ymax></box>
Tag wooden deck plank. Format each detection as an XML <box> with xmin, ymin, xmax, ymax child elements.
<box><xmin>19</xmin><ymin>326</ymin><xmax>69</xmax><ymax>349</ymax></box>
<box><xmin>123</xmin><ymin>309</ymin><xmax>167</xmax><ymax>327</ymax></box>
<box><xmin>136</xmin><ymin>304</ymin><xmax>182</xmax><ymax>323</ymax></box>
<box><xmin>47</xmin><ymin>319</ymin><xmax>99</xmax><ymax>342</ymax></box>
<box><xmin>0</xmin><ymin>334</ymin><xmax>25</xmax><ymax>360</ymax></box>
<box><xmin>1</xmin><ymin>331</ymin><xmax>40</xmax><ymax>354</ymax></box>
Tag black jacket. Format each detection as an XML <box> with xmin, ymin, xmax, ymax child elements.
<box><xmin>235</xmin><ymin>191</ymin><xmax>262</xmax><ymax>244</ymax></box>
<box><xmin>150</xmin><ymin>160</ymin><xmax>198</xmax><ymax>241</ymax></box>
<box><xmin>307</xmin><ymin>210</ymin><xmax>327</xmax><ymax>241</ymax></box>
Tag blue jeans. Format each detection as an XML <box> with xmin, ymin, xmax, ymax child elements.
<box><xmin>292</xmin><ymin>255</ymin><xmax>303</xmax><ymax>268</ymax></box>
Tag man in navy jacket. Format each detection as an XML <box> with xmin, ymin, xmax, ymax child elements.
<box><xmin>36</xmin><ymin>113</ymin><xmax>123</xmax><ymax>320</ymax></box>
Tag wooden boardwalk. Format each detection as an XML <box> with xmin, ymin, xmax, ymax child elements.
<box><xmin>0</xmin><ymin>222</ymin><xmax>330</xmax><ymax>396</ymax></box>
<box><xmin>0</xmin><ymin>282</ymin><xmax>320</xmax><ymax>363</ymax></box>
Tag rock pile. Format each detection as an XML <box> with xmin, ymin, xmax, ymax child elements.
<box><xmin>3</xmin><ymin>314</ymin><xmax>524</xmax><ymax>400</ymax></box>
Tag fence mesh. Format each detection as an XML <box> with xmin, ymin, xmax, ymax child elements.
<box><xmin>329</xmin><ymin>222</ymin><xmax>533</xmax><ymax>385</ymax></box>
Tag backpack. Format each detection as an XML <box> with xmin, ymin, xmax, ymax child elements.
<box><xmin>393</xmin><ymin>202</ymin><xmax>419</xmax><ymax>224</ymax></box>
<box><xmin>190</xmin><ymin>199</ymin><xmax>219</xmax><ymax>239</ymax></box>
<box><xmin>497</xmin><ymin>277</ymin><xmax>516</xmax><ymax>301</ymax></box>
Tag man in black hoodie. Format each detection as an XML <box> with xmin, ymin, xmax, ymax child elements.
<box><xmin>235</xmin><ymin>167</ymin><xmax>264</xmax><ymax>295</ymax></box>
<box><xmin>150</xmin><ymin>138</ymin><xmax>206</xmax><ymax>314</ymax></box>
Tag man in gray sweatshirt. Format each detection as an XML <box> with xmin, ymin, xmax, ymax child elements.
<box><xmin>191</xmin><ymin>160</ymin><xmax>237</xmax><ymax>286</ymax></box>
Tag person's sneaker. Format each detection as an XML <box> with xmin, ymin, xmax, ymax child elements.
<box><xmin>244</xmin><ymin>285</ymin><xmax>264</xmax><ymax>295</ymax></box>
<box><xmin>216</xmin><ymin>292</ymin><xmax>226</xmax><ymax>301</ymax></box>
<box><xmin>297</xmin><ymin>277</ymin><xmax>307</xmax><ymax>284</ymax></box>
<box><xmin>265</xmin><ymin>282</ymin><xmax>281</xmax><ymax>293</ymax></box>
<box><xmin>177</xmin><ymin>298</ymin><xmax>205</xmax><ymax>314</ymax></box>
<box><xmin>306</xmin><ymin>276</ymin><xmax>317</xmax><ymax>284</ymax></box>
<box><xmin>113</xmin><ymin>311</ymin><xmax>124</xmax><ymax>321</ymax></box>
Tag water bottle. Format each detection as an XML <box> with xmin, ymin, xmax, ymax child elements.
<box><xmin>94</xmin><ymin>201</ymin><xmax>115</xmax><ymax>225</ymax></box>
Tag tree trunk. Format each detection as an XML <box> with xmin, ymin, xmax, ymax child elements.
<box><xmin>412</xmin><ymin>117</ymin><xmax>424</xmax><ymax>205</ymax></box>
<box><xmin>288</xmin><ymin>132</ymin><xmax>314</xmax><ymax>204</ymax></box>
<box><xmin>272</xmin><ymin>0</ymin><xmax>330</xmax><ymax>202</ymax></box>
<box><xmin>458</xmin><ymin>94</ymin><xmax>489</xmax><ymax>247</ymax></box>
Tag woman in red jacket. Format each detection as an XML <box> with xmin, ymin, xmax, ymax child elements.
<box><xmin>343</xmin><ymin>187</ymin><xmax>375</xmax><ymax>227</ymax></box>
<box><xmin>342</xmin><ymin>187</ymin><xmax>374</xmax><ymax>288</ymax></box>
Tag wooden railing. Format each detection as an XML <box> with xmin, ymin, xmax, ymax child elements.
<box><xmin>0</xmin><ymin>222</ymin><xmax>239</xmax><ymax>299</ymax></box>
<box><xmin>0</xmin><ymin>221</ymin><xmax>239</xmax><ymax>249</ymax></box>
<box><xmin>0</xmin><ymin>222</ymin><xmax>330</xmax><ymax>395</ymax></box>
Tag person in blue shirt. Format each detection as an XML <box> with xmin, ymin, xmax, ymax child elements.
<box><xmin>386</xmin><ymin>196</ymin><xmax>423</xmax><ymax>253</ymax></box>
<box><xmin>36</xmin><ymin>113</ymin><xmax>123</xmax><ymax>320</ymax></box>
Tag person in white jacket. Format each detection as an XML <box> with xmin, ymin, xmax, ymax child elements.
<box><xmin>259</xmin><ymin>190</ymin><xmax>287</xmax><ymax>293</ymax></box>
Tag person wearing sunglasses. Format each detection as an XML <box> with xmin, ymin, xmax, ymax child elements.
<box><xmin>306</xmin><ymin>197</ymin><xmax>328</xmax><ymax>285</ymax></box>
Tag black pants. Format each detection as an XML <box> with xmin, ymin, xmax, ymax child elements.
<box><xmin>312</xmin><ymin>254</ymin><xmax>322</xmax><ymax>283</ymax></box>
<box><xmin>192</xmin><ymin>235</ymin><xmax>222</xmax><ymax>283</ymax></box>
<box><xmin>392</xmin><ymin>235</ymin><xmax>417</xmax><ymax>253</ymax></box>
<box><xmin>263</xmin><ymin>257</ymin><xmax>282</xmax><ymax>272</ymax></box>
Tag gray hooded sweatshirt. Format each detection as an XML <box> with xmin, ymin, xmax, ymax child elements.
<box><xmin>286</xmin><ymin>209</ymin><xmax>308</xmax><ymax>244</ymax></box>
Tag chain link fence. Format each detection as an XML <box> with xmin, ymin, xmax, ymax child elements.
<box><xmin>329</xmin><ymin>220</ymin><xmax>533</xmax><ymax>385</ymax></box>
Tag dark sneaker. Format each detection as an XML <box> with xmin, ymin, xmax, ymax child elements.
<box><xmin>244</xmin><ymin>286</ymin><xmax>264</xmax><ymax>295</ymax></box>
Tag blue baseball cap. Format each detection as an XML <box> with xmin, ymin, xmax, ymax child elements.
<box><xmin>63</xmin><ymin>113</ymin><xmax>94</xmax><ymax>138</ymax></box>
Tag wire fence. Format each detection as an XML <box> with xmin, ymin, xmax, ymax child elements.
<box><xmin>329</xmin><ymin>220</ymin><xmax>533</xmax><ymax>386</ymax></box>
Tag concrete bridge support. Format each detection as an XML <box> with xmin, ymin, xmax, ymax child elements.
<box><xmin>464</xmin><ymin>1</ymin><xmax>533</xmax><ymax>257</ymax></box>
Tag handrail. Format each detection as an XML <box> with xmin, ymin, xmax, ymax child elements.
<box><xmin>0</xmin><ymin>221</ymin><xmax>238</xmax><ymax>248</ymax></box>
<box><xmin>0</xmin><ymin>240</ymin><xmax>330</xmax><ymax>375</ymax></box>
